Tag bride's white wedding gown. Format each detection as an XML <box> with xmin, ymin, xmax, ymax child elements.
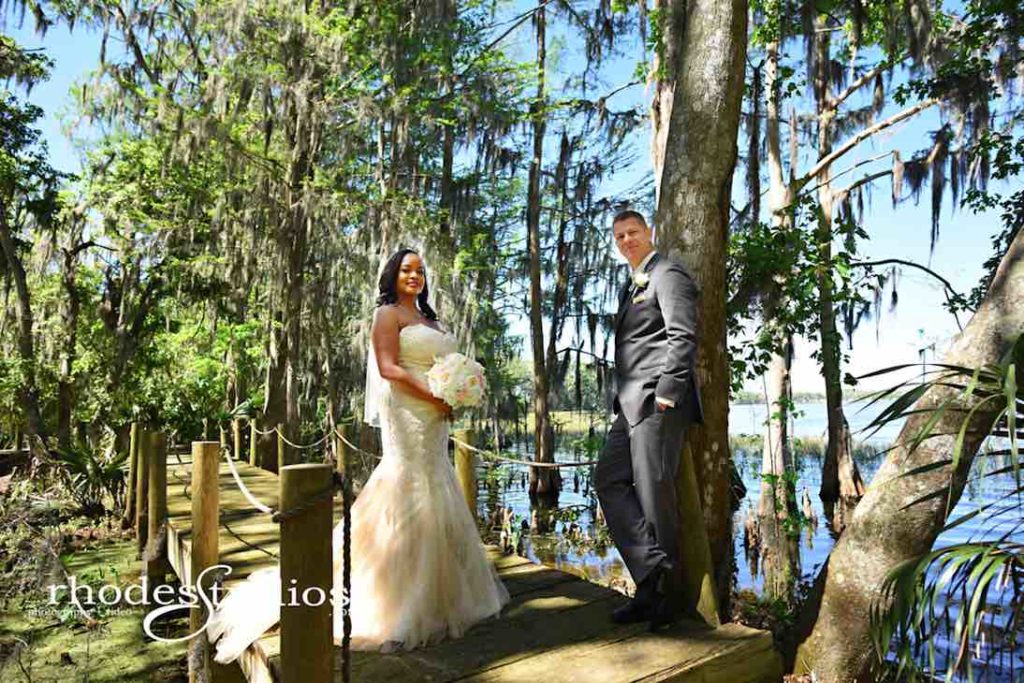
<box><xmin>208</xmin><ymin>323</ymin><xmax>509</xmax><ymax>662</ymax></box>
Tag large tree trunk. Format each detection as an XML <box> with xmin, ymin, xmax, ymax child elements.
<box><xmin>652</xmin><ymin>0</ymin><xmax>747</xmax><ymax>621</ymax></box>
<box><xmin>525</xmin><ymin>1</ymin><xmax>559</xmax><ymax>504</ymax></box>
<box><xmin>793</xmin><ymin>226</ymin><xmax>1024</xmax><ymax>680</ymax></box>
<box><xmin>260</xmin><ymin>49</ymin><xmax>321</xmax><ymax>471</ymax></box>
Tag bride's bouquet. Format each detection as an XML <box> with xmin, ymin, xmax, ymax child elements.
<box><xmin>426</xmin><ymin>352</ymin><xmax>486</xmax><ymax>409</ymax></box>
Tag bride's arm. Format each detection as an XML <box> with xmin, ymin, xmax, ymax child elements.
<box><xmin>372</xmin><ymin>307</ymin><xmax>452</xmax><ymax>414</ymax></box>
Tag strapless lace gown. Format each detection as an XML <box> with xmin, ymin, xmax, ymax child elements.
<box><xmin>209</xmin><ymin>323</ymin><xmax>509</xmax><ymax>662</ymax></box>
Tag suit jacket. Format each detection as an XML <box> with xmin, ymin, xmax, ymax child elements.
<box><xmin>612</xmin><ymin>251</ymin><xmax>704</xmax><ymax>427</ymax></box>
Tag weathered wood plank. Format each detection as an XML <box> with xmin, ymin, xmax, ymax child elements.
<box><xmin>464</xmin><ymin>623</ymin><xmax>781</xmax><ymax>683</ymax></box>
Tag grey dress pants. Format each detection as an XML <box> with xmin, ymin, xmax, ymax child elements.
<box><xmin>595</xmin><ymin>408</ymin><xmax>687</xmax><ymax>587</ymax></box>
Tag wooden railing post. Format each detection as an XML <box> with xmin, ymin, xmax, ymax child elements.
<box><xmin>280</xmin><ymin>463</ymin><xmax>333</xmax><ymax>683</ymax></box>
<box><xmin>123</xmin><ymin>421</ymin><xmax>139</xmax><ymax>527</ymax></box>
<box><xmin>189</xmin><ymin>441</ymin><xmax>220</xmax><ymax>683</ymax></box>
<box><xmin>277</xmin><ymin>423</ymin><xmax>286</xmax><ymax>472</ymax></box>
<box><xmin>249</xmin><ymin>419</ymin><xmax>258</xmax><ymax>467</ymax></box>
<box><xmin>232</xmin><ymin>419</ymin><xmax>242</xmax><ymax>463</ymax></box>
<box><xmin>135</xmin><ymin>428</ymin><xmax>151</xmax><ymax>555</ymax></box>
<box><xmin>453</xmin><ymin>429</ymin><xmax>477</xmax><ymax>516</ymax></box>
<box><xmin>145</xmin><ymin>431</ymin><xmax>168</xmax><ymax>599</ymax></box>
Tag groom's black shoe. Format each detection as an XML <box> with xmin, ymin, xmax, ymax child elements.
<box><xmin>612</xmin><ymin>561</ymin><xmax>671</xmax><ymax>625</ymax></box>
<box><xmin>647</xmin><ymin>592</ymin><xmax>676</xmax><ymax>632</ymax></box>
<box><xmin>643</xmin><ymin>562</ymin><xmax>677</xmax><ymax>632</ymax></box>
<box><xmin>610</xmin><ymin>598</ymin><xmax>651</xmax><ymax>625</ymax></box>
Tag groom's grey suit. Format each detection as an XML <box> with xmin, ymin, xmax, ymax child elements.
<box><xmin>596</xmin><ymin>250</ymin><xmax>704</xmax><ymax>589</ymax></box>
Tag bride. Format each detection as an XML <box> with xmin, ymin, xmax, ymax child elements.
<box><xmin>208</xmin><ymin>248</ymin><xmax>509</xmax><ymax>662</ymax></box>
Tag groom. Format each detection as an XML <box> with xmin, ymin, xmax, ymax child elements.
<box><xmin>596</xmin><ymin>210</ymin><xmax>704</xmax><ymax>631</ymax></box>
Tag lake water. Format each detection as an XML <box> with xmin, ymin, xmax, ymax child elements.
<box><xmin>473</xmin><ymin>401</ymin><xmax>1023</xmax><ymax>680</ymax></box>
<box><xmin>729</xmin><ymin>399</ymin><xmax>904</xmax><ymax>444</ymax></box>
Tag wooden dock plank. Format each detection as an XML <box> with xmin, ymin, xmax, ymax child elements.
<box><xmin>163</xmin><ymin>457</ymin><xmax>783</xmax><ymax>683</ymax></box>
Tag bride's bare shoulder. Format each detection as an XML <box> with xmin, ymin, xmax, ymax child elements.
<box><xmin>372</xmin><ymin>305</ymin><xmax>403</xmax><ymax>330</ymax></box>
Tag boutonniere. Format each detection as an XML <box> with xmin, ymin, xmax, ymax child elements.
<box><xmin>630</xmin><ymin>271</ymin><xmax>651</xmax><ymax>304</ymax></box>
<box><xmin>632</xmin><ymin>272</ymin><xmax>651</xmax><ymax>289</ymax></box>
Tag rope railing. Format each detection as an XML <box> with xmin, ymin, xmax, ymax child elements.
<box><xmin>271</xmin><ymin>472</ymin><xmax>344</xmax><ymax>523</ymax></box>
<box><xmin>249</xmin><ymin>421</ymin><xmax>371</xmax><ymax>455</ymax></box>
<box><xmin>244</xmin><ymin>420</ymin><xmax>602</xmax><ymax>470</ymax></box>
<box><xmin>221</xmin><ymin>445</ymin><xmax>276</xmax><ymax>514</ymax></box>
<box><xmin>217</xmin><ymin>444</ymin><xmax>351</xmax><ymax>526</ymax></box>
<box><xmin>334</xmin><ymin>428</ymin><xmax>383</xmax><ymax>461</ymax></box>
<box><xmin>449</xmin><ymin>435</ymin><xmax>599</xmax><ymax>469</ymax></box>
<box><xmin>250</xmin><ymin>423</ymin><xmax>279</xmax><ymax>437</ymax></box>
<box><xmin>275</xmin><ymin>429</ymin><xmax>335</xmax><ymax>451</ymax></box>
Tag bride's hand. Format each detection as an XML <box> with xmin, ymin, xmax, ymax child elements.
<box><xmin>435</xmin><ymin>398</ymin><xmax>454</xmax><ymax>419</ymax></box>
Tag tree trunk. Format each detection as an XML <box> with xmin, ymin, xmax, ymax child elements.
<box><xmin>757</xmin><ymin>330</ymin><xmax>800</xmax><ymax>603</ymax></box>
<box><xmin>652</xmin><ymin>0</ymin><xmax>748</xmax><ymax>620</ymax></box>
<box><xmin>793</xmin><ymin>226</ymin><xmax>1024</xmax><ymax>680</ymax></box>
<box><xmin>57</xmin><ymin>237</ymin><xmax>85</xmax><ymax>452</ymax></box>
<box><xmin>260</xmin><ymin>308</ymin><xmax>288</xmax><ymax>472</ymax></box>
<box><xmin>0</xmin><ymin>211</ymin><xmax>49</xmax><ymax>458</ymax></box>
<box><xmin>817</xmin><ymin>176</ymin><xmax>865</xmax><ymax>506</ymax></box>
<box><xmin>539</xmin><ymin>133</ymin><xmax>575</xmax><ymax>500</ymax></box>
<box><xmin>759</xmin><ymin>329</ymin><xmax>794</xmax><ymax>520</ymax></box>
<box><xmin>813</xmin><ymin>18</ymin><xmax>865</xmax><ymax>507</ymax></box>
<box><xmin>525</xmin><ymin>1</ymin><xmax>559</xmax><ymax>504</ymax></box>
<box><xmin>757</xmin><ymin>33</ymin><xmax>801</xmax><ymax>521</ymax></box>
<box><xmin>260</xmin><ymin>47</ymin><xmax>321</xmax><ymax>470</ymax></box>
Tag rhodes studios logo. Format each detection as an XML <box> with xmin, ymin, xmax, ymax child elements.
<box><xmin>46</xmin><ymin>565</ymin><xmax>350</xmax><ymax>642</ymax></box>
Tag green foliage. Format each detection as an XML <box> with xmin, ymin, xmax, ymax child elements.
<box><xmin>860</xmin><ymin>334</ymin><xmax>1023</xmax><ymax>496</ymax></box>
<box><xmin>865</xmin><ymin>335</ymin><xmax>1024</xmax><ymax>680</ymax></box>
<box><xmin>728</xmin><ymin>198</ymin><xmax>822</xmax><ymax>389</ymax></box>
<box><xmin>872</xmin><ymin>542</ymin><xmax>1024</xmax><ymax>682</ymax></box>
<box><xmin>50</xmin><ymin>440</ymin><xmax>127</xmax><ymax>516</ymax></box>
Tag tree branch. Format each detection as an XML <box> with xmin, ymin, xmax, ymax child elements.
<box><xmin>798</xmin><ymin>151</ymin><xmax>895</xmax><ymax>198</ymax></box>
<box><xmin>834</xmin><ymin>170</ymin><xmax>893</xmax><ymax>201</ymax></box>
<box><xmin>850</xmin><ymin>258</ymin><xmax>969</xmax><ymax>328</ymax></box>
<box><xmin>799</xmin><ymin>98</ymin><xmax>939</xmax><ymax>188</ymax></box>
<box><xmin>827</xmin><ymin>59</ymin><xmax>902</xmax><ymax>113</ymax></box>
<box><xmin>457</xmin><ymin>0</ymin><xmax>557</xmax><ymax>80</ymax></box>
<box><xmin>555</xmin><ymin>346</ymin><xmax>612</xmax><ymax>365</ymax></box>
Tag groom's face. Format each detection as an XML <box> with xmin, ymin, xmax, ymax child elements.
<box><xmin>613</xmin><ymin>216</ymin><xmax>654</xmax><ymax>269</ymax></box>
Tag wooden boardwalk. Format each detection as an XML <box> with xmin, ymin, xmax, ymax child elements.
<box><xmin>164</xmin><ymin>455</ymin><xmax>782</xmax><ymax>683</ymax></box>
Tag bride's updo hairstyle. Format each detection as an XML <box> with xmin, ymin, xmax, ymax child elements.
<box><xmin>375</xmin><ymin>247</ymin><xmax>439</xmax><ymax>321</ymax></box>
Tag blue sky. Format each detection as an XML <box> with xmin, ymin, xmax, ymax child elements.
<box><xmin>4</xmin><ymin>8</ymin><xmax>1010</xmax><ymax>396</ymax></box>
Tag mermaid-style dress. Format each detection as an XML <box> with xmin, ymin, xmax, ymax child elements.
<box><xmin>209</xmin><ymin>323</ymin><xmax>509</xmax><ymax>662</ymax></box>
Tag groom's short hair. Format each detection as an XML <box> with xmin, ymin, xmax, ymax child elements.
<box><xmin>612</xmin><ymin>209</ymin><xmax>647</xmax><ymax>228</ymax></box>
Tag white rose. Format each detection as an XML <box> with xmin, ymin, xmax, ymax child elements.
<box><xmin>632</xmin><ymin>272</ymin><xmax>650</xmax><ymax>288</ymax></box>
